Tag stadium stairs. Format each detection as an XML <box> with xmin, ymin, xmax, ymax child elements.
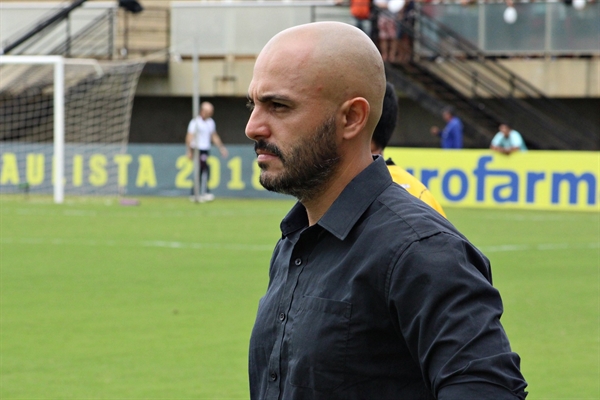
<box><xmin>387</xmin><ymin>7</ymin><xmax>599</xmax><ymax>150</ymax></box>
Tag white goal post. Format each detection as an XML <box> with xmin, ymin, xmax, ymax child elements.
<box><xmin>0</xmin><ymin>55</ymin><xmax>65</xmax><ymax>203</ymax></box>
<box><xmin>0</xmin><ymin>55</ymin><xmax>144</xmax><ymax>203</ymax></box>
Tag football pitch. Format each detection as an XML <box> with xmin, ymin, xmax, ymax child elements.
<box><xmin>0</xmin><ymin>195</ymin><xmax>598</xmax><ymax>399</ymax></box>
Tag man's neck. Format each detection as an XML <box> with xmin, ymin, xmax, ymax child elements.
<box><xmin>302</xmin><ymin>153</ymin><xmax>373</xmax><ymax>226</ymax></box>
<box><xmin>302</xmin><ymin>187</ymin><xmax>342</xmax><ymax>227</ymax></box>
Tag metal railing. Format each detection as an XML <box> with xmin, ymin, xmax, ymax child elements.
<box><xmin>1</xmin><ymin>0</ymin><xmax>89</xmax><ymax>55</ymax></box>
<box><xmin>420</xmin><ymin>1</ymin><xmax>600</xmax><ymax>56</ymax></box>
<box><xmin>1</xmin><ymin>1</ymin><xmax>171</xmax><ymax>63</ymax></box>
<box><xmin>45</xmin><ymin>9</ymin><xmax>116</xmax><ymax>59</ymax></box>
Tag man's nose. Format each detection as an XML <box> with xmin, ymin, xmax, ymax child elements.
<box><xmin>245</xmin><ymin>108</ymin><xmax>270</xmax><ymax>141</ymax></box>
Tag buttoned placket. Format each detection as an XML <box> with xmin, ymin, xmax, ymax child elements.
<box><xmin>264</xmin><ymin>226</ymin><xmax>318</xmax><ymax>400</ymax></box>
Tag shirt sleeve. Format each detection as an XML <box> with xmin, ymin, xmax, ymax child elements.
<box><xmin>491</xmin><ymin>133</ymin><xmax>503</xmax><ymax>147</ymax></box>
<box><xmin>440</xmin><ymin>122</ymin><xmax>451</xmax><ymax>138</ymax></box>
<box><xmin>187</xmin><ymin>119</ymin><xmax>196</xmax><ymax>134</ymax></box>
<box><xmin>387</xmin><ymin>232</ymin><xmax>528</xmax><ymax>399</ymax></box>
<box><xmin>510</xmin><ymin>131</ymin><xmax>523</xmax><ymax>149</ymax></box>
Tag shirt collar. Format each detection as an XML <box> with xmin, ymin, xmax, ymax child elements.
<box><xmin>280</xmin><ymin>156</ymin><xmax>392</xmax><ymax>240</ymax></box>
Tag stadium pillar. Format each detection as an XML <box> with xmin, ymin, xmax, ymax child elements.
<box><xmin>192</xmin><ymin>37</ymin><xmax>201</xmax><ymax>201</ymax></box>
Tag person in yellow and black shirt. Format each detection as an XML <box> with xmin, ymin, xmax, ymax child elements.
<box><xmin>371</xmin><ymin>82</ymin><xmax>447</xmax><ymax>218</ymax></box>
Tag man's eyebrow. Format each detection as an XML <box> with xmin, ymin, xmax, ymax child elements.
<box><xmin>255</xmin><ymin>94</ymin><xmax>293</xmax><ymax>104</ymax></box>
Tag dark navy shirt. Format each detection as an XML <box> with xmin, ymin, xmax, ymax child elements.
<box><xmin>249</xmin><ymin>156</ymin><xmax>527</xmax><ymax>400</ymax></box>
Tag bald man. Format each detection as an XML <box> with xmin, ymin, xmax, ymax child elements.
<box><xmin>246</xmin><ymin>22</ymin><xmax>527</xmax><ymax>400</ymax></box>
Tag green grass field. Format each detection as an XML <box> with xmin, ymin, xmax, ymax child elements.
<box><xmin>1</xmin><ymin>195</ymin><xmax>598</xmax><ymax>399</ymax></box>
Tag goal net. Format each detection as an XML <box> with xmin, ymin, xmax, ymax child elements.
<box><xmin>0</xmin><ymin>56</ymin><xmax>145</xmax><ymax>202</ymax></box>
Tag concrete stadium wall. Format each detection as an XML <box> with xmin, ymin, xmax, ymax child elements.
<box><xmin>135</xmin><ymin>58</ymin><xmax>600</xmax><ymax>98</ymax></box>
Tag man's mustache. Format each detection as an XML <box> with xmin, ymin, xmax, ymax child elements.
<box><xmin>254</xmin><ymin>140</ymin><xmax>285</xmax><ymax>162</ymax></box>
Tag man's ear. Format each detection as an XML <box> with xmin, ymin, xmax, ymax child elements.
<box><xmin>340</xmin><ymin>97</ymin><xmax>370</xmax><ymax>140</ymax></box>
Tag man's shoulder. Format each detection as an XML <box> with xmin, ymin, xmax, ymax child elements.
<box><xmin>371</xmin><ymin>183</ymin><xmax>454</xmax><ymax>241</ymax></box>
<box><xmin>205</xmin><ymin>118</ymin><xmax>217</xmax><ymax>130</ymax></box>
<box><xmin>445</xmin><ymin>118</ymin><xmax>462</xmax><ymax>135</ymax></box>
<box><xmin>187</xmin><ymin>118</ymin><xmax>198</xmax><ymax>132</ymax></box>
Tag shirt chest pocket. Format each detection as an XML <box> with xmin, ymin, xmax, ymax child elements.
<box><xmin>289</xmin><ymin>296</ymin><xmax>352</xmax><ymax>392</ymax></box>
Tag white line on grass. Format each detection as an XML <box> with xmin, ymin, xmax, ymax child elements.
<box><xmin>140</xmin><ymin>240</ymin><xmax>274</xmax><ymax>251</ymax></box>
<box><xmin>478</xmin><ymin>242</ymin><xmax>599</xmax><ymax>253</ymax></box>
<box><xmin>6</xmin><ymin>207</ymin><xmax>286</xmax><ymax>219</ymax></box>
<box><xmin>0</xmin><ymin>237</ymin><xmax>273</xmax><ymax>252</ymax></box>
<box><xmin>2</xmin><ymin>237</ymin><xmax>598</xmax><ymax>253</ymax></box>
<box><xmin>477</xmin><ymin>213</ymin><xmax>597</xmax><ymax>222</ymax></box>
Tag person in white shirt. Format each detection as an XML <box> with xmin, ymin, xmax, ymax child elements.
<box><xmin>490</xmin><ymin>123</ymin><xmax>527</xmax><ymax>155</ymax></box>
<box><xmin>185</xmin><ymin>101</ymin><xmax>228</xmax><ymax>201</ymax></box>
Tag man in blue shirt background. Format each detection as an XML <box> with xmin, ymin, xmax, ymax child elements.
<box><xmin>430</xmin><ymin>106</ymin><xmax>463</xmax><ymax>149</ymax></box>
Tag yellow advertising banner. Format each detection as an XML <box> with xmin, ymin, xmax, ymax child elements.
<box><xmin>384</xmin><ymin>148</ymin><xmax>599</xmax><ymax>212</ymax></box>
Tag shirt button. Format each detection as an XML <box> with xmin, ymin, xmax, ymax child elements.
<box><xmin>294</xmin><ymin>258</ymin><xmax>302</xmax><ymax>266</ymax></box>
<box><xmin>270</xmin><ymin>373</ymin><xmax>278</xmax><ymax>381</ymax></box>
<box><xmin>278</xmin><ymin>312</ymin><xmax>285</xmax><ymax>321</ymax></box>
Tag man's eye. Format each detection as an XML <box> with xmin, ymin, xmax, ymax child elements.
<box><xmin>246</xmin><ymin>101</ymin><xmax>255</xmax><ymax>111</ymax></box>
<box><xmin>272</xmin><ymin>102</ymin><xmax>285</xmax><ymax>110</ymax></box>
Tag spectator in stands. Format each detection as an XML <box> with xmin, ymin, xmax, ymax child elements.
<box><xmin>372</xmin><ymin>82</ymin><xmax>447</xmax><ymax>217</ymax></box>
<box><xmin>335</xmin><ymin>0</ymin><xmax>379</xmax><ymax>46</ymax></box>
<box><xmin>490</xmin><ymin>123</ymin><xmax>527</xmax><ymax>155</ymax></box>
<box><xmin>346</xmin><ymin>0</ymin><xmax>372</xmax><ymax>33</ymax></box>
<box><xmin>374</xmin><ymin>0</ymin><xmax>398</xmax><ymax>61</ymax></box>
<box><xmin>394</xmin><ymin>0</ymin><xmax>415</xmax><ymax>64</ymax></box>
<box><xmin>430</xmin><ymin>106</ymin><xmax>464</xmax><ymax>149</ymax></box>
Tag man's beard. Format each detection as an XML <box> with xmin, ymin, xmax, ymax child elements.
<box><xmin>254</xmin><ymin>116</ymin><xmax>340</xmax><ymax>202</ymax></box>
